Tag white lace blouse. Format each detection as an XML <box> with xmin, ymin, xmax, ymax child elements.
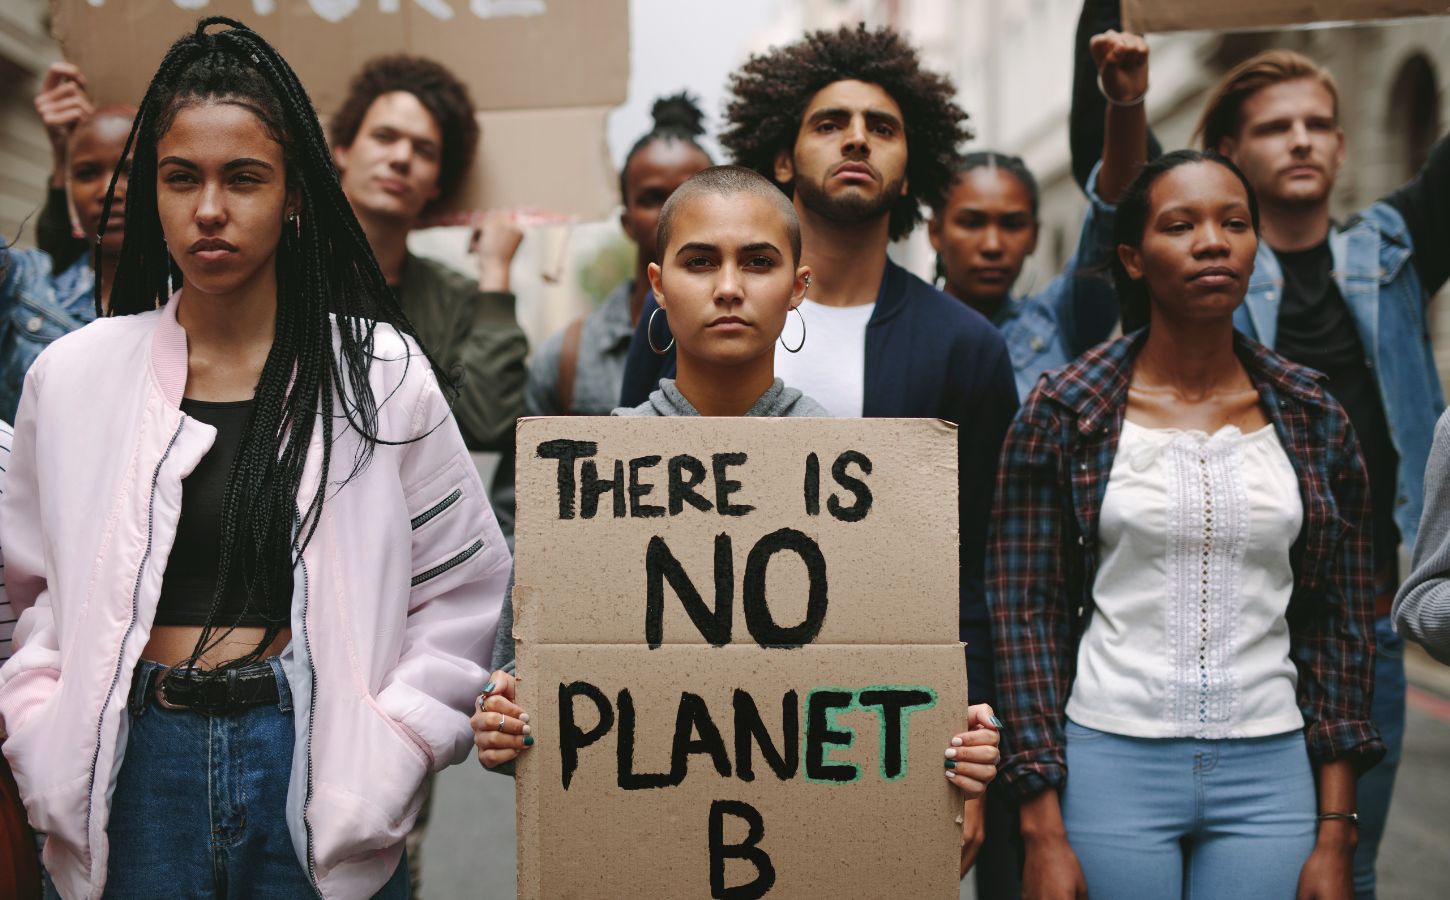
<box><xmin>1064</xmin><ymin>420</ymin><xmax>1307</xmax><ymax>740</ymax></box>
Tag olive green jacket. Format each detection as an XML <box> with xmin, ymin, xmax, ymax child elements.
<box><xmin>398</xmin><ymin>252</ymin><xmax>527</xmax><ymax>453</ymax></box>
<box><xmin>399</xmin><ymin>253</ymin><xmax>527</xmax><ymax>541</ymax></box>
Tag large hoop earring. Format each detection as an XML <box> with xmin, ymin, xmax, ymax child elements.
<box><xmin>647</xmin><ymin>305</ymin><xmax>674</xmax><ymax>355</ymax></box>
<box><xmin>780</xmin><ymin>306</ymin><xmax>806</xmax><ymax>353</ymax></box>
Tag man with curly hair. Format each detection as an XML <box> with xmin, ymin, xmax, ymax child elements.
<box><xmin>330</xmin><ymin>55</ymin><xmax>527</xmax><ymax>459</ymax></box>
<box><xmin>622</xmin><ymin>22</ymin><xmax>1016</xmax><ymax>730</ymax></box>
<box><xmin>329</xmin><ymin>55</ymin><xmax>529</xmax><ymax>898</ymax></box>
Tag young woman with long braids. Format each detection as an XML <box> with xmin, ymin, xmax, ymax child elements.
<box><xmin>990</xmin><ymin>151</ymin><xmax>1381</xmax><ymax>899</ymax></box>
<box><xmin>0</xmin><ymin>18</ymin><xmax>508</xmax><ymax>898</ymax></box>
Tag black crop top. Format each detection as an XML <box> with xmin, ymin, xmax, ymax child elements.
<box><xmin>154</xmin><ymin>398</ymin><xmax>290</xmax><ymax>628</ymax></box>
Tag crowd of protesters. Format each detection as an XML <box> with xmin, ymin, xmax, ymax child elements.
<box><xmin>0</xmin><ymin>3</ymin><xmax>1447</xmax><ymax>899</ymax></box>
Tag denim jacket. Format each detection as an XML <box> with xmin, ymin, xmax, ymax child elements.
<box><xmin>0</xmin><ymin>244</ymin><xmax>96</xmax><ymax>423</ymax></box>
<box><xmin>1234</xmin><ymin>202</ymin><xmax>1442</xmax><ymax>550</ymax></box>
<box><xmin>995</xmin><ymin>165</ymin><xmax>1120</xmax><ymax>400</ymax></box>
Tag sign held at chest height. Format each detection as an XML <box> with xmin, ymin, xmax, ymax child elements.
<box><xmin>513</xmin><ymin>417</ymin><xmax>968</xmax><ymax>899</ymax></box>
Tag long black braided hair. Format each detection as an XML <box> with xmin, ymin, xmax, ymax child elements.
<box><xmin>98</xmin><ymin>17</ymin><xmax>452</xmax><ymax>671</ymax></box>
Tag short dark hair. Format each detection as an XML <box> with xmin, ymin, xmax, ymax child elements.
<box><xmin>1111</xmin><ymin>150</ymin><xmax>1260</xmax><ymax>332</ymax></box>
<box><xmin>329</xmin><ymin>55</ymin><xmax>479</xmax><ymax>208</ymax></box>
<box><xmin>721</xmin><ymin>24</ymin><xmax>970</xmax><ymax>242</ymax></box>
<box><xmin>656</xmin><ymin>165</ymin><xmax>802</xmax><ymax>263</ymax></box>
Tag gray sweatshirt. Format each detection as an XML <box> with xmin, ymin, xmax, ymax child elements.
<box><xmin>488</xmin><ymin>376</ymin><xmax>831</xmax><ymax>672</ymax></box>
<box><xmin>1394</xmin><ymin>407</ymin><xmax>1450</xmax><ymax>664</ymax></box>
<box><xmin>612</xmin><ymin>377</ymin><xmax>832</xmax><ymax>418</ymax></box>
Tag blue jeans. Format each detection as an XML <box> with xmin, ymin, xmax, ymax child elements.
<box><xmin>47</xmin><ymin>658</ymin><xmax>408</xmax><ymax>899</ymax></box>
<box><xmin>1354</xmin><ymin>615</ymin><xmax>1406</xmax><ymax>899</ymax></box>
<box><xmin>1062</xmin><ymin>720</ymin><xmax>1317</xmax><ymax>900</ymax></box>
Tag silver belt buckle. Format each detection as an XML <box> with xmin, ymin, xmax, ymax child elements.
<box><xmin>153</xmin><ymin>666</ymin><xmax>190</xmax><ymax>711</ymax></box>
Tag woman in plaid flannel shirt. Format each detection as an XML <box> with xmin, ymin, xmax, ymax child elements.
<box><xmin>990</xmin><ymin>151</ymin><xmax>1382</xmax><ymax>900</ymax></box>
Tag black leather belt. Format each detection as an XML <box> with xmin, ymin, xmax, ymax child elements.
<box><xmin>142</xmin><ymin>661</ymin><xmax>280</xmax><ymax>715</ymax></box>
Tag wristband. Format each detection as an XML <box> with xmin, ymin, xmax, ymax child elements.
<box><xmin>1316</xmin><ymin>812</ymin><xmax>1359</xmax><ymax>825</ymax></box>
<box><xmin>1097</xmin><ymin>71</ymin><xmax>1147</xmax><ymax>108</ymax></box>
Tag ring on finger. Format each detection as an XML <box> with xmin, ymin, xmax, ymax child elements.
<box><xmin>476</xmin><ymin>693</ymin><xmax>488</xmax><ymax>713</ymax></box>
<box><xmin>496</xmin><ymin>713</ymin><xmax>508</xmax><ymax>732</ymax></box>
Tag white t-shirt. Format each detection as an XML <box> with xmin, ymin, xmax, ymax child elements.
<box><xmin>1065</xmin><ymin>420</ymin><xmax>1306</xmax><ymax>740</ymax></box>
<box><xmin>773</xmin><ymin>298</ymin><xmax>874</xmax><ymax>418</ymax></box>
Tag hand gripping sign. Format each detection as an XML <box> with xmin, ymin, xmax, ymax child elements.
<box><xmin>49</xmin><ymin>0</ymin><xmax>627</xmax><ymax>217</ymax></box>
<box><xmin>512</xmin><ymin>417</ymin><xmax>969</xmax><ymax>899</ymax></box>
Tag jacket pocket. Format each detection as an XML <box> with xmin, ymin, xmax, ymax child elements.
<box><xmin>307</xmin><ymin>697</ymin><xmax>430</xmax><ymax>872</ymax></box>
<box><xmin>1</xmin><ymin>691</ymin><xmax>91</xmax><ymax>856</ymax></box>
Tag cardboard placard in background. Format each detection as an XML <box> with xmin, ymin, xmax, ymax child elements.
<box><xmin>513</xmin><ymin>418</ymin><xmax>969</xmax><ymax>899</ymax></box>
<box><xmin>49</xmin><ymin>0</ymin><xmax>626</xmax><ymax>216</ymax></box>
<box><xmin>1123</xmin><ymin>0</ymin><xmax>1450</xmax><ymax>33</ymax></box>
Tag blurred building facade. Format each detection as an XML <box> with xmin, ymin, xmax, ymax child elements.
<box><xmin>749</xmin><ymin>0</ymin><xmax>1450</xmax><ymax>392</ymax></box>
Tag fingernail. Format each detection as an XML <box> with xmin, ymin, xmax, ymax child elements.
<box><xmin>951</xmin><ymin>737</ymin><xmax>963</xmax><ymax>747</ymax></box>
<box><xmin>944</xmin><ymin>759</ymin><xmax>956</xmax><ymax>769</ymax></box>
<box><xmin>944</xmin><ymin>770</ymin><xmax>955</xmax><ymax>779</ymax></box>
<box><xmin>523</xmin><ymin>735</ymin><xmax>534</xmax><ymax>747</ymax></box>
<box><xmin>521</xmin><ymin>723</ymin><xmax>532</xmax><ymax>734</ymax></box>
<box><xmin>990</xmin><ymin>715</ymin><xmax>1004</xmax><ymax>729</ymax></box>
<box><xmin>945</xmin><ymin>748</ymin><xmax>957</xmax><ymax>759</ymax></box>
<box><xmin>520</xmin><ymin>712</ymin><xmax>530</xmax><ymax>723</ymax></box>
<box><xmin>482</xmin><ymin>681</ymin><xmax>496</xmax><ymax>694</ymax></box>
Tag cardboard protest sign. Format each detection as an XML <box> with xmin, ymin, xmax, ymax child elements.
<box><xmin>49</xmin><ymin>0</ymin><xmax>626</xmax><ymax>216</ymax></box>
<box><xmin>1123</xmin><ymin>0</ymin><xmax>1450</xmax><ymax>33</ymax></box>
<box><xmin>513</xmin><ymin>418</ymin><xmax>970</xmax><ymax>899</ymax></box>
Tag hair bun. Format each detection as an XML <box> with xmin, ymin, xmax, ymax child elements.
<box><xmin>650</xmin><ymin>92</ymin><xmax>706</xmax><ymax>137</ymax></box>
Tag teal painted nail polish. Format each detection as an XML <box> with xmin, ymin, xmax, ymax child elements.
<box><xmin>944</xmin><ymin>759</ymin><xmax>956</xmax><ymax>769</ymax></box>
<box><xmin>482</xmin><ymin>681</ymin><xmax>496</xmax><ymax>694</ymax></box>
<box><xmin>990</xmin><ymin>715</ymin><xmax>1004</xmax><ymax>729</ymax></box>
<box><xmin>523</xmin><ymin>735</ymin><xmax>535</xmax><ymax>747</ymax></box>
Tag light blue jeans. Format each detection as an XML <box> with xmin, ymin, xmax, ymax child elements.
<box><xmin>46</xmin><ymin>658</ymin><xmax>409</xmax><ymax>899</ymax></box>
<box><xmin>1062</xmin><ymin>720</ymin><xmax>1317</xmax><ymax>900</ymax></box>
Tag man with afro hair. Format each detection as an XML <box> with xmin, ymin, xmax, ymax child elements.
<box><xmin>622</xmin><ymin>21</ymin><xmax>1016</xmax><ymax>738</ymax></box>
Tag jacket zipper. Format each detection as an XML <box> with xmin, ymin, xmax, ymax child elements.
<box><xmin>411</xmin><ymin>539</ymin><xmax>484</xmax><ymax>586</ymax></box>
<box><xmin>409</xmin><ymin>488</ymin><xmax>462</xmax><ymax>530</ymax></box>
<box><xmin>82</xmin><ymin>419</ymin><xmax>183</xmax><ymax>888</ymax></box>
<box><xmin>297</xmin><ymin>551</ymin><xmax>323</xmax><ymax>897</ymax></box>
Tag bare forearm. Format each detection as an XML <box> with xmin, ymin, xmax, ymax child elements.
<box><xmin>1099</xmin><ymin>101</ymin><xmax>1147</xmax><ymax>203</ymax></box>
<box><xmin>1091</xmin><ymin>30</ymin><xmax>1150</xmax><ymax>204</ymax></box>
<box><xmin>1314</xmin><ymin>759</ymin><xmax>1358</xmax><ymax>852</ymax></box>
<box><xmin>1020</xmin><ymin>788</ymin><xmax>1068</xmax><ymax>843</ymax></box>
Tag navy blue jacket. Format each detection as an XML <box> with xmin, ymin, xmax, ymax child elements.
<box><xmin>621</xmin><ymin>260</ymin><xmax>1019</xmax><ymax>704</ymax></box>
